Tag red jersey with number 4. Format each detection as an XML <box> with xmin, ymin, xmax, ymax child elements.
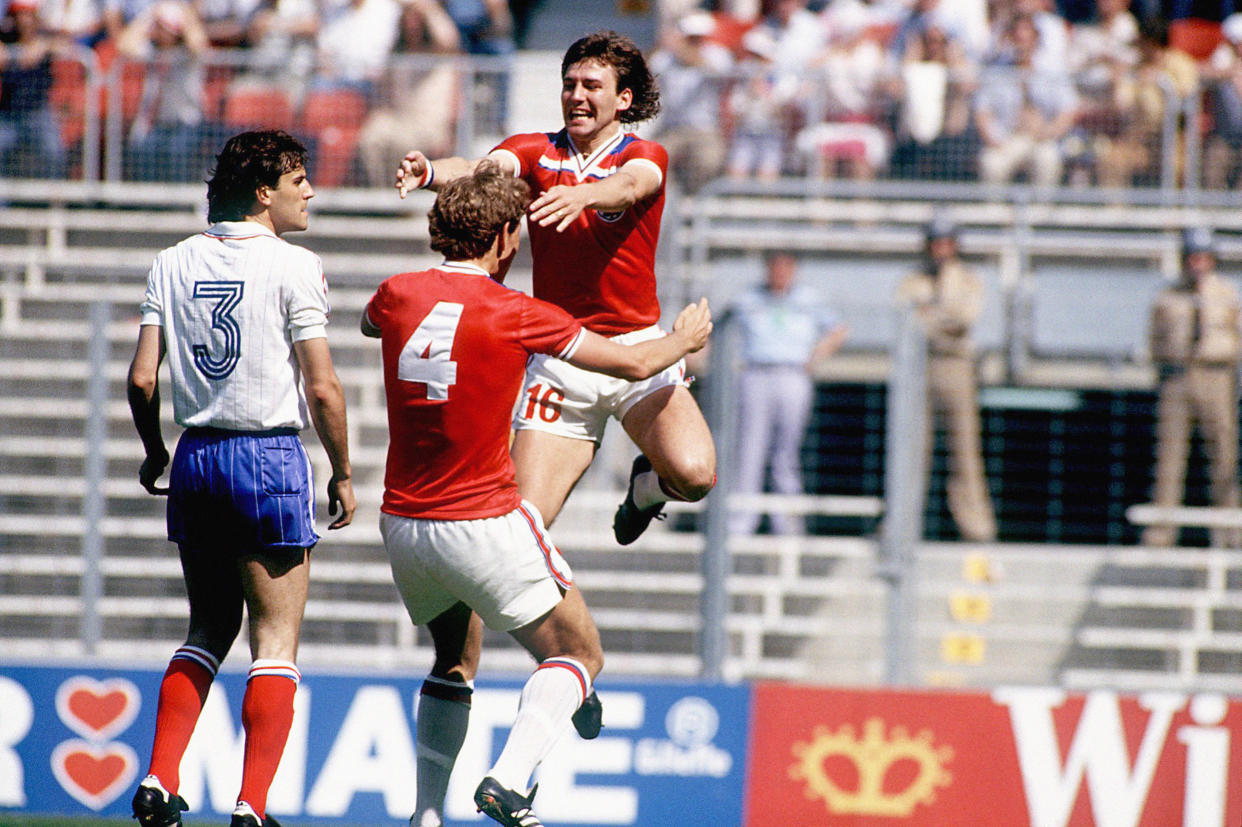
<box><xmin>365</xmin><ymin>263</ymin><xmax>584</xmax><ymax>519</ymax></box>
<box><xmin>492</xmin><ymin>129</ymin><xmax>667</xmax><ymax>336</ymax></box>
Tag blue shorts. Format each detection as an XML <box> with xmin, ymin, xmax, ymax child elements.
<box><xmin>167</xmin><ymin>428</ymin><xmax>319</xmax><ymax>556</ymax></box>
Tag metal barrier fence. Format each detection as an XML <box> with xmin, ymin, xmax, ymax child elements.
<box><xmin>2</xmin><ymin>46</ymin><xmax>1222</xmax><ymax>193</ymax></box>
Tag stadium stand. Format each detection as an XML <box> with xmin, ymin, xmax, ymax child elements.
<box><xmin>5</xmin><ymin>171</ymin><xmax>1242</xmax><ymax>692</ymax></box>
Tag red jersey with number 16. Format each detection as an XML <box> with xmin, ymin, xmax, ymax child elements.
<box><xmin>491</xmin><ymin>128</ymin><xmax>667</xmax><ymax>336</ymax></box>
<box><xmin>365</xmin><ymin>263</ymin><xmax>584</xmax><ymax>520</ymax></box>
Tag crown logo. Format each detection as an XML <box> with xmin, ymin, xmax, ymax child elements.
<box><xmin>789</xmin><ymin>717</ymin><xmax>953</xmax><ymax>817</ymax></box>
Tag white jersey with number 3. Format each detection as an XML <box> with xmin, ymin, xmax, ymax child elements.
<box><xmin>139</xmin><ymin>221</ymin><xmax>330</xmax><ymax>431</ymax></box>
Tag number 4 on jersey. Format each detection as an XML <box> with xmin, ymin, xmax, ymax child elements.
<box><xmin>398</xmin><ymin>301</ymin><xmax>463</xmax><ymax>400</ymax></box>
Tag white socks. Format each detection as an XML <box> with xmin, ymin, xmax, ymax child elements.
<box><xmin>487</xmin><ymin>657</ymin><xmax>591</xmax><ymax>794</ymax></box>
<box><xmin>631</xmin><ymin>469</ymin><xmax>668</xmax><ymax>511</ymax></box>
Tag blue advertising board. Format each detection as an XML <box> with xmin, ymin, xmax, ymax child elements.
<box><xmin>0</xmin><ymin>663</ymin><xmax>749</xmax><ymax>825</ymax></box>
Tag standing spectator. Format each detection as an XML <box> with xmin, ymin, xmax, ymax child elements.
<box><xmin>896</xmin><ymin>214</ymin><xmax>996</xmax><ymax>542</ymax></box>
<box><xmin>649</xmin><ymin>10</ymin><xmax>733</xmax><ymax>193</ymax></box>
<box><xmin>974</xmin><ymin>14</ymin><xmax>1078</xmax><ymax>187</ymax></box>
<box><xmin>237</xmin><ymin>0</ymin><xmax>319</xmax><ymax>104</ymax></box>
<box><xmin>0</xmin><ymin>0</ymin><xmax>69</xmax><ymax>178</ymax></box>
<box><xmin>43</xmin><ymin>0</ymin><xmax>106</xmax><ymax>46</ymax></box>
<box><xmin>363</xmin><ymin>163</ymin><xmax>710</xmax><ymax>827</ymax></box>
<box><xmin>118</xmin><ymin>0</ymin><xmax>210</xmax><ymax>182</ymax></box>
<box><xmin>357</xmin><ymin>0</ymin><xmax>460</xmax><ymax>187</ymax></box>
<box><xmin>728</xmin><ymin>252</ymin><xmax>848</xmax><ymax>536</ymax></box>
<box><xmin>314</xmin><ymin>0</ymin><xmax>400</xmax><ymax>96</ymax></box>
<box><xmin>1143</xmin><ymin>227</ymin><xmax>1242</xmax><ymax>548</ymax></box>
<box><xmin>126</xmin><ymin>129</ymin><xmax>355</xmax><ymax>827</ymax></box>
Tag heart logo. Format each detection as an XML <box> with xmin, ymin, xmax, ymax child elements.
<box><xmin>51</xmin><ymin>740</ymin><xmax>139</xmax><ymax>810</ymax></box>
<box><xmin>55</xmin><ymin>676</ymin><xmax>141</xmax><ymax>741</ymax></box>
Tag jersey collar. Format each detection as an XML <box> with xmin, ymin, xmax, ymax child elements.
<box><xmin>205</xmin><ymin>220</ymin><xmax>278</xmax><ymax>240</ymax></box>
<box><xmin>564</xmin><ymin>126</ymin><xmax>627</xmax><ymax>179</ymax></box>
<box><xmin>439</xmin><ymin>261</ymin><xmax>491</xmax><ymax>277</ymax></box>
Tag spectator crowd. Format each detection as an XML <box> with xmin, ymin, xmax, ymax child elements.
<box><xmin>3</xmin><ymin>0</ymin><xmax>1242</xmax><ymax>189</ymax></box>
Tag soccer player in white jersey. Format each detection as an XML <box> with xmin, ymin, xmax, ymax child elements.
<box><xmin>126</xmin><ymin>129</ymin><xmax>355</xmax><ymax>827</ymax></box>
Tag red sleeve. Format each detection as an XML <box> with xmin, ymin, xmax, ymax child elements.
<box><xmin>492</xmin><ymin>132</ymin><xmax>551</xmax><ymax>178</ymax></box>
<box><xmin>364</xmin><ymin>280</ymin><xmax>391</xmax><ymax>330</ymax></box>
<box><xmin>621</xmin><ymin>137</ymin><xmax>669</xmax><ymax>186</ymax></box>
<box><xmin>516</xmin><ymin>293</ymin><xmax>583</xmax><ymax>357</ymax></box>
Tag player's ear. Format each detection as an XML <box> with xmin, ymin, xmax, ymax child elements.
<box><xmin>616</xmin><ymin>86</ymin><xmax>633</xmax><ymax>112</ymax></box>
<box><xmin>254</xmin><ymin>184</ymin><xmax>273</xmax><ymax>207</ymax></box>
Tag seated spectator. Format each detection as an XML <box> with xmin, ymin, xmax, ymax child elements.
<box><xmin>1066</xmin><ymin>0</ymin><xmax>1137</xmax><ymax>95</ymax></box>
<box><xmin>443</xmin><ymin>0</ymin><xmax>512</xmax><ymax>138</ymax></box>
<box><xmin>889</xmin><ymin>23</ymin><xmax>981</xmax><ymax>180</ymax></box>
<box><xmin>314</xmin><ymin>0</ymin><xmax>400</xmax><ymax>97</ymax></box>
<box><xmin>117</xmin><ymin>0</ymin><xmax>210</xmax><ymax>181</ymax></box>
<box><xmin>725</xmin><ymin>27</ymin><xmax>798</xmax><ymax>180</ymax></box>
<box><xmin>1202</xmin><ymin>13</ymin><xmax>1242</xmax><ymax>189</ymax></box>
<box><xmin>356</xmin><ymin>0</ymin><xmax>458</xmax><ymax>186</ymax></box>
<box><xmin>891</xmin><ymin>0</ymin><xmax>989</xmax><ymax>63</ymax></box>
<box><xmin>974</xmin><ymin>14</ymin><xmax>1078</xmax><ymax>186</ymax></box>
<box><xmin>794</xmin><ymin>5</ymin><xmax>893</xmax><ymax>180</ymax></box>
<box><xmin>0</xmin><ymin>0</ymin><xmax>69</xmax><ymax>177</ymax></box>
<box><xmin>1094</xmin><ymin>17</ymin><xmax>1196</xmax><ymax>188</ymax></box>
<box><xmin>649</xmin><ymin>10</ymin><xmax>733</xmax><ymax>193</ymax></box>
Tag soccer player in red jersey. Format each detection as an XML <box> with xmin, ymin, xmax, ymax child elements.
<box><xmin>365</xmin><ymin>163</ymin><xmax>711</xmax><ymax>827</ymax></box>
<box><xmin>394</xmin><ymin>30</ymin><xmax>716</xmax><ymax>550</ymax></box>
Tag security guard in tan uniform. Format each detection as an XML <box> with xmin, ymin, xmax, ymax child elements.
<box><xmin>1144</xmin><ymin>226</ymin><xmax>1242</xmax><ymax>547</ymax></box>
<box><xmin>897</xmin><ymin>215</ymin><xmax>997</xmax><ymax>542</ymax></box>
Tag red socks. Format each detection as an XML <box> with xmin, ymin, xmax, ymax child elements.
<box><xmin>237</xmin><ymin>660</ymin><xmax>300</xmax><ymax>819</ymax></box>
<box><xmin>147</xmin><ymin>646</ymin><xmax>219</xmax><ymax>794</ymax></box>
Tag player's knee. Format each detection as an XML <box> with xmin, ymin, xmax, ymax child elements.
<box><xmin>666</xmin><ymin>457</ymin><xmax>716</xmax><ymax>502</ymax></box>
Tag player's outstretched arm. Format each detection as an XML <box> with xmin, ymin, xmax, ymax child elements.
<box><xmin>127</xmin><ymin>324</ymin><xmax>170</xmax><ymax>495</ymax></box>
<box><xmin>568</xmin><ymin>298</ymin><xmax>712</xmax><ymax>381</ymax></box>
<box><xmin>530</xmin><ymin>160</ymin><xmax>662</xmax><ymax>232</ymax></box>
<box><xmin>395</xmin><ymin>150</ymin><xmax>509</xmax><ymax>198</ymax></box>
<box><xmin>293</xmin><ymin>338</ymin><xmax>356</xmax><ymax>529</ymax></box>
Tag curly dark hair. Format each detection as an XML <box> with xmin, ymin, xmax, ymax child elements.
<box><xmin>206</xmin><ymin>130</ymin><xmax>309</xmax><ymax>223</ymax></box>
<box><xmin>428</xmin><ymin>161</ymin><xmax>532</xmax><ymax>261</ymax></box>
<box><xmin>561</xmin><ymin>30</ymin><xmax>660</xmax><ymax>123</ymax></box>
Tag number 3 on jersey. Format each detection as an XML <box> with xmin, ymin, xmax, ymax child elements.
<box><xmin>398</xmin><ymin>301</ymin><xmax>463</xmax><ymax>400</ymax></box>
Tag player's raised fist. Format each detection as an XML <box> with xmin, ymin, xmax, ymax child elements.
<box><xmin>395</xmin><ymin>150</ymin><xmax>430</xmax><ymax>198</ymax></box>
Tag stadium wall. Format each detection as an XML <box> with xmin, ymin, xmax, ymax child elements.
<box><xmin>2</xmin><ymin>662</ymin><xmax>1241</xmax><ymax>826</ymax></box>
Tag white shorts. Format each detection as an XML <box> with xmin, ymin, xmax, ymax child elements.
<box><xmin>380</xmin><ymin>501</ymin><xmax>573</xmax><ymax>632</ymax></box>
<box><xmin>513</xmin><ymin>324</ymin><xmax>689</xmax><ymax>444</ymax></box>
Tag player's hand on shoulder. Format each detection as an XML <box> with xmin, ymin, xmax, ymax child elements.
<box><xmin>673</xmin><ymin>297</ymin><xmax>712</xmax><ymax>352</ymax></box>
<box><xmin>326</xmin><ymin>474</ymin><xmax>356</xmax><ymax>529</ymax></box>
<box><xmin>395</xmin><ymin>150</ymin><xmax>429</xmax><ymax>199</ymax></box>
<box><xmin>139</xmin><ymin>449</ymin><xmax>170</xmax><ymax>496</ymax></box>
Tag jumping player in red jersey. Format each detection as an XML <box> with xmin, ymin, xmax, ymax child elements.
<box><xmin>365</xmin><ymin>163</ymin><xmax>711</xmax><ymax>827</ymax></box>
<box><xmin>394</xmin><ymin>30</ymin><xmax>716</xmax><ymax>552</ymax></box>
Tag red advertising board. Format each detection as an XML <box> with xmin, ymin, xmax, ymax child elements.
<box><xmin>746</xmin><ymin>683</ymin><xmax>1242</xmax><ymax>827</ymax></box>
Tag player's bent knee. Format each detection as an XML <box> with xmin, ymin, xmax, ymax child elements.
<box><xmin>665</xmin><ymin>459</ymin><xmax>716</xmax><ymax>502</ymax></box>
